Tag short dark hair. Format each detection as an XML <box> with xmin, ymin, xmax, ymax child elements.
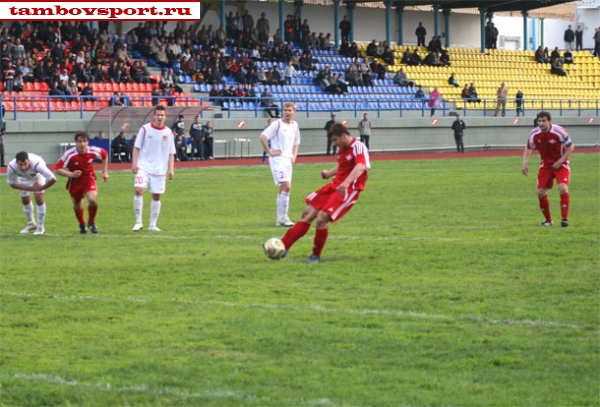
<box><xmin>15</xmin><ymin>151</ymin><xmax>29</xmax><ymax>162</ymax></box>
<box><xmin>74</xmin><ymin>130</ymin><xmax>90</xmax><ymax>142</ymax></box>
<box><xmin>328</xmin><ymin>122</ymin><xmax>350</xmax><ymax>139</ymax></box>
<box><xmin>154</xmin><ymin>105</ymin><xmax>166</xmax><ymax>114</ymax></box>
<box><xmin>537</xmin><ymin>111</ymin><xmax>551</xmax><ymax>121</ymax></box>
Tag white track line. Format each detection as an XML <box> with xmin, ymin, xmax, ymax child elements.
<box><xmin>2</xmin><ymin>292</ymin><xmax>586</xmax><ymax>330</ymax></box>
<box><xmin>0</xmin><ymin>372</ymin><xmax>335</xmax><ymax>406</ymax></box>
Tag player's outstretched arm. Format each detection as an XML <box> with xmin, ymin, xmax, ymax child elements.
<box><xmin>552</xmin><ymin>143</ymin><xmax>575</xmax><ymax>170</ymax></box>
<box><xmin>131</xmin><ymin>147</ymin><xmax>140</xmax><ymax>174</ymax></box>
<box><xmin>55</xmin><ymin>168</ymin><xmax>82</xmax><ymax>178</ymax></box>
<box><xmin>321</xmin><ymin>165</ymin><xmax>338</xmax><ymax>179</ymax></box>
<box><xmin>101</xmin><ymin>156</ymin><xmax>109</xmax><ymax>182</ymax></box>
<box><xmin>35</xmin><ymin>178</ymin><xmax>57</xmax><ymax>191</ymax></box>
<box><xmin>337</xmin><ymin>163</ymin><xmax>366</xmax><ymax>196</ymax></box>
<box><xmin>168</xmin><ymin>154</ymin><xmax>175</xmax><ymax>179</ymax></box>
<box><xmin>521</xmin><ymin>146</ymin><xmax>532</xmax><ymax>176</ymax></box>
<box><xmin>9</xmin><ymin>182</ymin><xmax>37</xmax><ymax>192</ymax></box>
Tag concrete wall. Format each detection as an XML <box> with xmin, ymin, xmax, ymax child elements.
<box><xmin>3</xmin><ymin>114</ymin><xmax>598</xmax><ymax>163</ymax></box>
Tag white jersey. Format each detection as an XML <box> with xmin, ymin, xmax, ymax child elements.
<box><xmin>134</xmin><ymin>122</ymin><xmax>176</xmax><ymax>176</ymax></box>
<box><xmin>7</xmin><ymin>153</ymin><xmax>55</xmax><ymax>185</ymax></box>
<box><xmin>261</xmin><ymin>119</ymin><xmax>301</xmax><ymax>158</ymax></box>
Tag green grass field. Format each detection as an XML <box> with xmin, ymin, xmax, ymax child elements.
<box><xmin>1</xmin><ymin>154</ymin><xmax>598</xmax><ymax>406</ymax></box>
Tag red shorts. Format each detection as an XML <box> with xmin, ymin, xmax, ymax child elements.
<box><xmin>537</xmin><ymin>163</ymin><xmax>570</xmax><ymax>189</ymax></box>
<box><xmin>67</xmin><ymin>179</ymin><xmax>98</xmax><ymax>202</ymax></box>
<box><xmin>305</xmin><ymin>183</ymin><xmax>361</xmax><ymax>222</ymax></box>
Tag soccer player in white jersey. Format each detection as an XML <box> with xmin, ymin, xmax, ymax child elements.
<box><xmin>131</xmin><ymin>105</ymin><xmax>176</xmax><ymax>232</ymax></box>
<box><xmin>259</xmin><ymin>101</ymin><xmax>301</xmax><ymax>227</ymax></box>
<box><xmin>7</xmin><ymin>151</ymin><xmax>57</xmax><ymax>235</ymax></box>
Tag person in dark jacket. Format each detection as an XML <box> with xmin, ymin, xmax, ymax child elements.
<box><xmin>324</xmin><ymin>114</ymin><xmax>337</xmax><ymax>156</ymax></box>
<box><xmin>189</xmin><ymin>116</ymin><xmax>204</xmax><ymax>160</ymax></box>
<box><xmin>111</xmin><ymin>131</ymin><xmax>129</xmax><ymax>162</ymax></box>
<box><xmin>451</xmin><ymin>114</ymin><xmax>466</xmax><ymax>153</ymax></box>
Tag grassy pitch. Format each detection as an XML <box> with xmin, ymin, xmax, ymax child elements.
<box><xmin>0</xmin><ymin>154</ymin><xmax>598</xmax><ymax>406</ymax></box>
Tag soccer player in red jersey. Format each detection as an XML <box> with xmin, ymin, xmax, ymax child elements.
<box><xmin>55</xmin><ymin>131</ymin><xmax>109</xmax><ymax>234</ymax></box>
<box><xmin>522</xmin><ymin>111</ymin><xmax>575</xmax><ymax>227</ymax></box>
<box><xmin>279</xmin><ymin>122</ymin><xmax>371</xmax><ymax>263</ymax></box>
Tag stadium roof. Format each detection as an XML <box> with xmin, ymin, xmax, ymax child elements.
<box><xmin>343</xmin><ymin>0</ymin><xmax>574</xmax><ymax>14</ymax></box>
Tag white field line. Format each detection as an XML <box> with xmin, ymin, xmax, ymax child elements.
<box><xmin>0</xmin><ymin>232</ymin><xmax>547</xmax><ymax>243</ymax></box>
<box><xmin>0</xmin><ymin>372</ymin><xmax>336</xmax><ymax>406</ymax></box>
<box><xmin>2</xmin><ymin>291</ymin><xmax>586</xmax><ymax>330</ymax></box>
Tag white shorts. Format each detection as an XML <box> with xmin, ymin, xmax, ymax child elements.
<box><xmin>134</xmin><ymin>169</ymin><xmax>166</xmax><ymax>194</ymax></box>
<box><xmin>269</xmin><ymin>156</ymin><xmax>293</xmax><ymax>186</ymax></box>
<box><xmin>18</xmin><ymin>174</ymin><xmax>45</xmax><ymax>197</ymax></box>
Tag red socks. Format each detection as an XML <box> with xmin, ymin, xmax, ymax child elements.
<box><xmin>313</xmin><ymin>227</ymin><xmax>329</xmax><ymax>258</ymax></box>
<box><xmin>539</xmin><ymin>195</ymin><xmax>552</xmax><ymax>222</ymax></box>
<box><xmin>88</xmin><ymin>204</ymin><xmax>98</xmax><ymax>223</ymax></box>
<box><xmin>560</xmin><ymin>193</ymin><xmax>570</xmax><ymax>220</ymax></box>
<box><xmin>74</xmin><ymin>208</ymin><xmax>85</xmax><ymax>226</ymax></box>
<box><xmin>281</xmin><ymin>223</ymin><xmax>329</xmax><ymax>258</ymax></box>
<box><xmin>281</xmin><ymin>221</ymin><xmax>311</xmax><ymax>250</ymax></box>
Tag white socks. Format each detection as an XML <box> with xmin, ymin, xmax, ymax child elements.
<box><xmin>23</xmin><ymin>202</ymin><xmax>34</xmax><ymax>223</ymax></box>
<box><xmin>37</xmin><ymin>204</ymin><xmax>46</xmax><ymax>228</ymax></box>
<box><xmin>134</xmin><ymin>195</ymin><xmax>161</xmax><ymax>228</ymax></box>
<box><xmin>133</xmin><ymin>195</ymin><xmax>143</xmax><ymax>223</ymax></box>
<box><xmin>150</xmin><ymin>200</ymin><xmax>161</xmax><ymax>228</ymax></box>
<box><xmin>277</xmin><ymin>192</ymin><xmax>290</xmax><ymax>219</ymax></box>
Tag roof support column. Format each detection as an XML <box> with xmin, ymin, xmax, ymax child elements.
<box><xmin>295</xmin><ymin>0</ymin><xmax>303</xmax><ymax>25</ymax></box>
<box><xmin>442</xmin><ymin>8</ymin><xmax>450</xmax><ymax>48</ymax></box>
<box><xmin>333</xmin><ymin>0</ymin><xmax>340</xmax><ymax>49</ymax></box>
<box><xmin>479</xmin><ymin>7</ymin><xmax>486</xmax><ymax>54</ymax></box>
<box><xmin>347</xmin><ymin>2</ymin><xmax>355</xmax><ymax>43</ymax></box>
<box><xmin>522</xmin><ymin>10</ymin><xmax>529</xmax><ymax>50</ymax></box>
<box><xmin>385</xmin><ymin>0</ymin><xmax>392</xmax><ymax>46</ymax></box>
<box><xmin>220</xmin><ymin>0</ymin><xmax>226</xmax><ymax>31</ymax></box>
<box><xmin>540</xmin><ymin>18</ymin><xmax>545</xmax><ymax>48</ymax></box>
<box><xmin>395</xmin><ymin>2</ymin><xmax>404</xmax><ymax>45</ymax></box>
<box><xmin>279</xmin><ymin>0</ymin><xmax>285</xmax><ymax>42</ymax></box>
<box><xmin>433</xmin><ymin>4</ymin><xmax>440</xmax><ymax>37</ymax></box>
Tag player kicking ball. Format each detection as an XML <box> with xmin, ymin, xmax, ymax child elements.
<box><xmin>277</xmin><ymin>122</ymin><xmax>370</xmax><ymax>263</ymax></box>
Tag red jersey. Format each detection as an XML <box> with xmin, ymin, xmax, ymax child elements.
<box><xmin>527</xmin><ymin>124</ymin><xmax>573</xmax><ymax>166</ymax></box>
<box><xmin>55</xmin><ymin>146</ymin><xmax>107</xmax><ymax>190</ymax></box>
<box><xmin>333</xmin><ymin>138</ymin><xmax>370</xmax><ymax>191</ymax></box>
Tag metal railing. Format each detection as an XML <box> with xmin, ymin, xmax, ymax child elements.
<box><xmin>1</xmin><ymin>95</ymin><xmax>598</xmax><ymax>120</ymax></box>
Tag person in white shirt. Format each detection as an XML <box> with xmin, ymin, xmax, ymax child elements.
<box><xmin>260</xmin><ymin>102</ymin><xmax>301</xmax><ymax>227</ymax></box>
<box><xmin>283</xmin><ymin>61</ymin><xmax>298</xmax><ymax>85</ymax></box>
<box><xmin>7</xmin><ymin>151</ymin><xmax>57</xmax><ymax>235</ymax></box>
<box><xmin>131</xmin><ymin>105</ymin><xmax>176</xmax><ymax>232</ymax></box>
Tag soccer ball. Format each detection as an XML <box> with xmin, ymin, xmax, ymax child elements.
<box><xmin>263</xmin><ymin>238</ymin><xmax>286</xmax><ymax>260</ymax></box>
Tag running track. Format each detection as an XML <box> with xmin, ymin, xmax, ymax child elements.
<box><xmin>1</xmin><ymin>148</ymin><xmax>598</xmax><ymax>174</ymax></box>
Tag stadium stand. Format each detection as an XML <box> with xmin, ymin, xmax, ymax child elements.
<box><xmin>1</xmin><ymin>18</ymin><xmax>598</xmax><ymax>116</ymax></box>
